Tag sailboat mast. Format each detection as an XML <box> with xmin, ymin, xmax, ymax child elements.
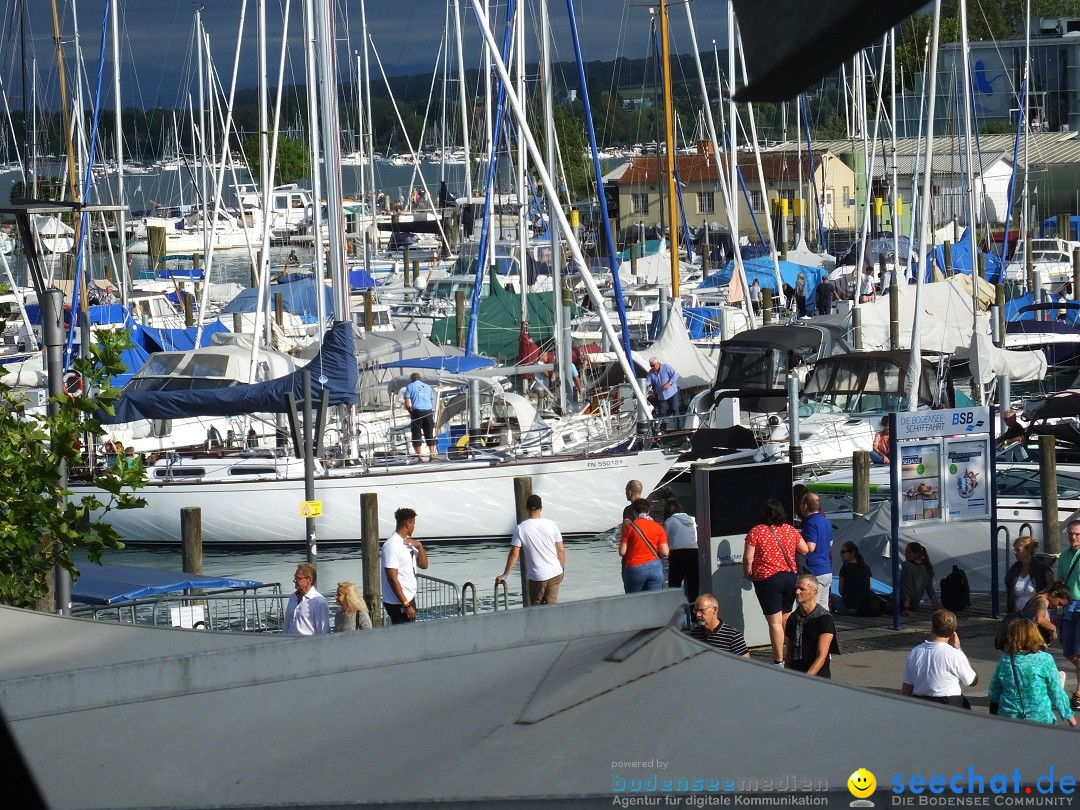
<box><xmin>907</xmin><ymin>0</ymin><xmax>943</xmax><ymax>411</ymax></box>
<box><xmin>541</xmin><ymin>0</ymin><xmax>568</xmax><ymax>414</ymax></box>
<box><xmin>110</xmin><ymin>0</ymin><xmax>128</xmax><ymax>308</ymax></box>
<box><xmin>658</xmin><ymin>0</ymin><xmax>680</xmax><ymax>297</ymax></box>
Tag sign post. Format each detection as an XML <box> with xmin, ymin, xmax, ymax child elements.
<box><xmin>888</xmin><ymin>406</ymin><xmax>996</xmax><ymax>629</ymax></box>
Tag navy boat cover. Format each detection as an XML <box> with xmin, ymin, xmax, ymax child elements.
<box><xmin>72</xmin><ymin>565</ymin><xmax>262</xmax><ymax>605</ymax></box>
<box><xmin>103</xmin><ymin>320</ymin><xmax>358</xmax><ymax>422</ymax></box>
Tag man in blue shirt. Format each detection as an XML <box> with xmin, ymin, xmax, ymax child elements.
<box><xmin>403</xmin><ymin>372</ymin><xmax>437</xmax><ymax>461</ymax></box>
<box><xmin>646</xmin><ymin>357</ymin><xmax>680</xmax><ymax>429</ymax></box>
<box><xmin>799</xmin><ymin>492</ymin><xmax>833</xmax><ymax>611</ymax></box>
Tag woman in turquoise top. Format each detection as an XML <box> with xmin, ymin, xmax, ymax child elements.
<box><xmin>988</xmin><ymin>619</ymin><xmax>1077</xmax><ymax>726</ymax></box>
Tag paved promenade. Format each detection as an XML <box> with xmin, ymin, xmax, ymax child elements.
<box><xmin>749</xmin><ymin>595</ymin><xmax>1077</xmax><ymax>715</ymax></box>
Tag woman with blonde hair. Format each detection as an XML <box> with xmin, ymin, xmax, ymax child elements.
<box><xmin>988</xmin><ymin>619</ymin><xmax>1076</xmax><ymax>726</ymax></box>
<box><xmin>334</xmin><ymin>581</ymin><xmax>372</xmax><ymax>632</ymax></box>
<box><xmin>1005</xmin><ymin>535</ymin><xmax>1054</xmax><ymax>614</ymax></box>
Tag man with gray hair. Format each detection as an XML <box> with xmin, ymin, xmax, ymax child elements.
<box><xmin>646</xmin><ymin>357</ymin><xmax>680</xmax><ymax>430</ymax></box>
<box><xmin>784</xmin><ymin>574</ymin><xmax>838</xmax><ymax>677</ymax></box>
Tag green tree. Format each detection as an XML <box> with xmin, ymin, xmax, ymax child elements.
<box><xmin>0</xmin><ymin>329</ymin><xmax>145</xmax><ymax>609</ymax></box>
<box><xmin>242</xmin><ymin>135</ymin><xmax>311</xmax><ymax>186</ymax></box>
<box><xmin>9</xmin><ymin>176</ymin><xmax>65</xmax><ymax>203</ymax></box>
<box><xmin>552</xmin><ymin>105</ymin><xmax>591</xmax><ymax>201</ymax></box>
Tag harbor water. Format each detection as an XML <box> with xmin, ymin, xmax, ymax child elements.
<box><xmin>74</xmin><ymin>531</ymin><xmax>630</xmax><ymax>609</ymax></box>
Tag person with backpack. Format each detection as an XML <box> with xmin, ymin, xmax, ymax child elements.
<box><xmin>901</xmin><ymin>542</ymin><xmax>939</xmax><ymax>617</ymax></box>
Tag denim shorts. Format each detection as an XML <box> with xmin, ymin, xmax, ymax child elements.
<box><xmin>753</xmin><ymin>571</ymin><xmax>796</xmax><ymax>616</ymax></box>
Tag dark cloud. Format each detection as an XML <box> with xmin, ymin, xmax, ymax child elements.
<box><xmin>11</xmin><ymin>1</ymin><xmax>730</xmax><ymax>109</ymax></box>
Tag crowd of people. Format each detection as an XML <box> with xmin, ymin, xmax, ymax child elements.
<box><xmin>276</xmin><ymin>481</ymin><xmax>1080</xmax><ymax>728</ymax></box>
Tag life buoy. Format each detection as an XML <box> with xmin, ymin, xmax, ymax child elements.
<box><xmin>62</xmin><ymin>371</ymin><xmax>83</xmax><ymax>395</ymax></box>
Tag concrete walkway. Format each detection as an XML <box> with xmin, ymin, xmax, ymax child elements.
<box><xmin>750</xmin><ymin>595</ymin><xmax>1078</xmax><ymax>713</ymax></box>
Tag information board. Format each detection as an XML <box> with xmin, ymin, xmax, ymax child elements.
<box><xmin>899</xmin><ymin>441</ymin><xmax>942</xmax><ymax>524</ymax></box>
<box><xmin>943</xmin><ymin>437</ymin><xmax>992</xmax><ymax>521</ymax></box>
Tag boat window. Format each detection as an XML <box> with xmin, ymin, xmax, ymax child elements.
<box><xmin>189</xmin><ymin>355</ymin><xmax>232</xmax><ymax>378</ymax></box>
<box><xmin>228</xmin><ymin>466</ymin><xmax>277</xmax><ymax>476</ymax></box>
<box><xmin>996</xmin><ymin>469</ymin><xmax>1041</xmax><ymax>497</ymax></box>
<box><xmin>141</xmin><ymin>355</ymin><xmax>186</xmax><ymax>376</ymax></box>
<box><xmin>715</xmin><ymin>347</ymin><xmax>779</xmax><ymax>390</ymax></box>
<box><xmin>155</xmin><ymin>467</ymin><xmax>204</xmax><ymax>479</ymax></box>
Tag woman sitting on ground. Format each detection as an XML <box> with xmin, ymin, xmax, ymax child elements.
<box><xmin>835</xmin><ymin>542</ymin><xmax>878</xmax><ymax>616</ymax></box>
<box><xmin>901</xmin><ymin>541</ymin><xmax>939</xmax><ymax>617</ymax></box>
<box><xmin>989</xmin><ymin>618</ymin><xmax>1076</xmax><ymax>726</ymax></box>
<box><xmin>1026</xmin><ymin>581</ymin><xmax>1072</xmax><ymax>645</ymax></box>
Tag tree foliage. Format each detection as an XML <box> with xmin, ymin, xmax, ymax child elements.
<box><xmin>0</xmin><ymin>329</ymin><xmax>145</xmax><ymax>609</ymax></box>
<box><xmin>242</xmin><ymin>135</ymin><xmax>311</xmax><ymax>186</ymax></box>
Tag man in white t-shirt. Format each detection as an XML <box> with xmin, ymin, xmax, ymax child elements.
<box><xmin>381</xmin><ymin>507</ymin><xmax>429</xmax><ymax>624</ymax></box>
<box><xmin>496</xmin><ymin>494</ymin><xmax>565</xmax><ymax>605</ymax></box>
<box><xmin>900</xmin><ymin>609</ymin><xmax>978</xmax><ymax>708</ymax></box>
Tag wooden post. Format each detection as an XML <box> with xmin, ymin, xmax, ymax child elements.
<box><xmin>762</xmin><ymin>288</ymin><xmax>773</xmax><ymax>324</ymax></box>
<box><xmin>1040</xmin><ymin>435</ymin><xmax>1060</xmax><ymax>553</ymax></box>
<box><xmin>412</xmin><ymin>259</ymin><xmax>421</xmax><ymax>283</ymax></box>
<box><xmin>233</xmin><ymin>312</ymin><xmax>244</xmax><ymax>333</ymax></box>
<box><xmin>1073</xmin><ymin>248</ymin><xmax>1080</xmax><ymax>298</ymax></box>
<box><xmin>181</xmin><ymin>507</ymin><xmax>203</xmax><ymax>575</ymax></box>
<box><xmin>148</xmin><ymin>226</ymin><xmax>166</xmax><ymax>268</ymax></box>
<box><xmin>455</xmin><ymin>289</ymin><xmax>466</xmax><ymax>347</ymax></box>
<box><xmin>253</xmin><ymin>250</ymin><xmax>262</xmax><ymax>288</ymax></box>
<box><xmin>853</xmin><ymin>451</ymin><xmax>871</xmax><ymax>517</ymax></box>
<box><xmin>889</xmin><ymin>269</ymin><xmax>900</xmax><ymax>349</ymax></box>
<box><xmin>1062</xmin><ymin>213</ymin><xmax>1072</xmax><ymax>241</ymax></box>
<box><xmin>852</xmin><ymin>305</ymin><xmax>863</xmax><ymax>350</ymax></box>
<box><xmin>630</xmin><ymin>242</ymin><xmax>638</xmax><ymax>276</ymax></box>
<box><xmin>192</xmin><ymin>251</ymin><xmax>202</xmax><ymax>271</ymax></box>
<box><xmin>513</xmin><ymin>476</ymin><xmax>533</xmax><ymax>607</ymax></box>
<box><xmin>360</xmin><ymin>493</ymin><xmax>382</xmax><ymax>625</ymax></box>
<box><xmin>364</xmin><ymin>289</ymin><xmax>374</xmax><ymax>331</ymax></box>
<box><xmin>977</xmin><ymin>251</ymin><xmax>986</xmax><ymax>282</ymax></box>
<box><xmin>943</xmin><ymin>240</ymin><xmax>953</xmax><ymax>277</ymax></box>
<box><xmin>274</xmin><ymin>293</ymin><xmax>284</xmax><ymax>328</ymax></box>
<box><xmin>1026</xmin><ymin>239</ymin><xmax>1034</xmax><ymax>293</ymax></box>
<box><xmin>403</xmin><ymin>246</ymin><xmax>410</xmax><ymax>273</ymax></box>
<box><xmin>183</xmin><ymin>291</ymin><xmax>194</xmax><ymax>327</ymax></box>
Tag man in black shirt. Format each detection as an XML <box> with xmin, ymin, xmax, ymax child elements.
<box><xmin>785</xmin><ymin>574</ymin><xmax>838</xmax><ymax>677</ymax></box>
<box><xmin>684</xmin><ymin>594</ymin><xmax>750</xmax><ymax>658</ymax></box>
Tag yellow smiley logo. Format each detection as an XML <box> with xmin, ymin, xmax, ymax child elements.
<box><xmin>848</xmin><ymin>768</ymin><xmax>876</xmax><ymax>798</ymax></box>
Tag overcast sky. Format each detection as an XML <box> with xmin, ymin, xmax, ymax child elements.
<box><xmin>3</xmin><ymin>0</ymin><xmax>732</xmax><ymax>110</ymax></box>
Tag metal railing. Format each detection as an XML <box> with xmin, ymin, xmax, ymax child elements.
<box><xmin>413</xmin><ymin>572</ymin><xmax>466</xmax><ymax>621</ymax></box>
<box><xmin>71</xmin><ymin>584</ymin><xmax>286</xmax><ymax>632</ymax></box>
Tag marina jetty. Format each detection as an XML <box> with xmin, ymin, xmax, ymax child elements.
<box><xmin>3</xmin><ymin>589</ymin><xmax>1078</xmax><ymax>808</ymax></box>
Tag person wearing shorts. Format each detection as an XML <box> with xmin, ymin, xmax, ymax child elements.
<box><xmin>403</xmin><ymin>372</ymin><xmax>437</xmax><ymax>461</ymax></box>
<box><xmin>743</xmin><ymin>498</ymin><xmax>808</xmax><ymax>666</ymax></box>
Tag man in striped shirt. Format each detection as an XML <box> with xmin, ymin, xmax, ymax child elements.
<box><xmin>684</xmin><ymin>594</ymin><xmax>749</xmax><ymax>658</ymax></box>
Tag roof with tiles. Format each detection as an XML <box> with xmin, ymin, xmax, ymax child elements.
<box><xmin>616</xmin><ymin>148</ymin><xmax>826</xmax><ymax>185</ymax></box>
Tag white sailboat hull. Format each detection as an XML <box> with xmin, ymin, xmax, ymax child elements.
<box><xmin>80</xmin><ymin>449</ymin><xmax>674</xmax><ymax>544</ymax></box>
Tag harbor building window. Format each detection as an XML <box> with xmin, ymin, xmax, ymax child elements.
<box><xmin>749</xmin><ymin>190</ymin><xmax>764</xmax><ymax>212</ymax></box>
<box><xmin>697</xmin><ymin>192</ymin><xmax>715</xmax><ymax>214</ymax></box>
<box><xmin>631</xmin><ymin>193</ymin><xmax>650</xmax><ymax>215</ymax></box>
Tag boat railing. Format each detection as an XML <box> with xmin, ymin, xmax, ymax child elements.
<box><xmin>71</xmin><ymin>583</ymin><xmax>286</xmax><ymax>632</ymax></box>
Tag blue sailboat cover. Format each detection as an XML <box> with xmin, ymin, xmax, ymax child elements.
<box><xmin>103</xmin><ymin>320</ymin><xmax>358</xmax><ymax>422</ymax></box>
<box><xmin>73</xmin><ymin>565</ymin><xmax>262</xmax><ymax>605</ymax></box>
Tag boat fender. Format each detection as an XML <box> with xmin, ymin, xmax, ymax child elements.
<box><xmin>62</xmin><ymin>371</ymin><xmax>83</xmax><ymax>395</ymax></box>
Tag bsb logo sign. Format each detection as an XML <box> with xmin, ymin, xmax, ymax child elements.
<box><xmin>896</xmin><ymin>407</ymin><xmax>991</xmax><ymax>440</ymax></box>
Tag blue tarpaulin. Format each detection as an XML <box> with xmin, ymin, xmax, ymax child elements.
<box><xmin>697</xmin><ymin>257</ymin><xmax>829</xmax><ymax>314</ymax></box>
<box><xmin>929</xmin><ymin>228</ymin><xmax>1003</xmax><ymax>283</ymax></box>
<box><xmin>103</xmin><ymin>320</ymin><xmax>358</xmax><ymax>423</ymax></box>
<box><xmin>219</xmin><ymin>278</ymin><xmax>332</xmax><ymax>323</ymax></box>
<box><xmin>381</xmin><ymin>355</ymin><xmax>495</xmax><ymax>373</ymax></box>
<box><xmin>347</xmin><ymin>268</ymin><xmax>378</xmax><ymax>289</ymax></box>
<box><xmin>130</xmin><ymin>321</ymin><xmax>229</xmax><ymax>353</ymax></box>
<box><xmin>72</xmin><ymin>564</ymin><xmax>262</xmax><ymax>605</ymax></box>
<box><xmin>1039</xmin><ymin>215</ymin><xmax>1080</xmax><ymax>240</ymax></box>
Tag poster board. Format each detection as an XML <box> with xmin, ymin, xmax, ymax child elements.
<box><xmin>942</xmin><ymin>437</ymin><xmax>992</xmax><ymax>521</ymax></box>
<box><xmin>899</xmin><ymin>441</ymin><xmax>942</xmax><ymax>524</ymax></box>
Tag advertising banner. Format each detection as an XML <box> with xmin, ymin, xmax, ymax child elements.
<box><xmin>899</xmin><ymin>441</ymin><xmax>943</xmax><ymax>524</ymax></box>
<box><xmin>943</xmin><ymin>437</ymin><xmax>992</xmax><ymax>520</ymax></box>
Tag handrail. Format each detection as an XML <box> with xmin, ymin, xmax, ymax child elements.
<box><xmin>1018</xmin><ymin>522</ymin><xmax>1034</xmax><ymax>537</ymax></box>
<box><xmin>493</xmin><ymin>579</ymin><xmax>509</xmax><ymax>611</ymax></box>
<box><xmin>994</xmin><ymin>525</ymin><xmax>1011</xmax><ymax>619</ymax></box>
<box><xmin>460</xmin><ymin>582</ymin><xmax>478</xmax><ymax>616</ymax></box>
